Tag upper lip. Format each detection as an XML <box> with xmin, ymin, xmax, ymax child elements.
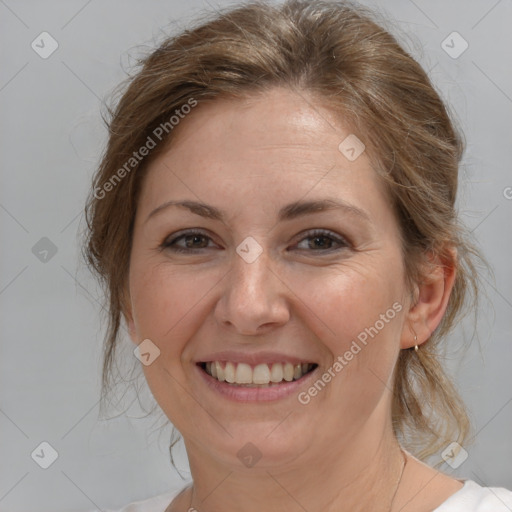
<box><xmin>195</xmin><ymin>351</ymin><xmax>317</xmax><ymax>367</ymax></box>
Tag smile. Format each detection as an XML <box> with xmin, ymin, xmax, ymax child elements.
<box><xmin>198</xmin><ymin>361</ymin><xmax>318</xmax><ymax>386</ymax></box>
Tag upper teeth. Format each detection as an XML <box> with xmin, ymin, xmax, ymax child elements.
<box><xmin>204</xmin><ymin>361</ymin><xmax>314</xmax><ymax>385</ymax></box>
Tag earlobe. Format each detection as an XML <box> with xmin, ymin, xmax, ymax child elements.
<box><xmin>400</xmin><ymin>247</ymin><xmax>457</xmax><ymax>349</ymax></box>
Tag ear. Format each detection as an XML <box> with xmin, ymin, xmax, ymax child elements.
<box><xmin>400</xmin><ymin>246</ymin><xmax>457</xmax><ymax>349</ymax></box>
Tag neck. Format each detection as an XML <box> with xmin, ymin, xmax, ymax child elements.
<box><xmin>183</xmin><ymin>413</ymin><xmax>406</xmax><ymax>512</ymax></box>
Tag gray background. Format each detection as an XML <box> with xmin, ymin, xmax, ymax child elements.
<box><xmin>0</xmin><ymin>0</ymin><xmax>511</xmax><ymax>510</ymax></box>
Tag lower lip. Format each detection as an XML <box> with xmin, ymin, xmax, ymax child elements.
<box><xmin>195</xmin><ymin>364</ymin><xmax>318</xmax><ymax>402</ymax></box>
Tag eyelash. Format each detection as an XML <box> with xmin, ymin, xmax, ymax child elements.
<box><xmin>159</xmin><ymin>228</ymin><xmax>351</xmax><ymax>254</ymax></box>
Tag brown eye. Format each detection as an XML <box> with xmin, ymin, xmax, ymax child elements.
<box><xmin>293</xmin><ymin>229</ymin><xmax>350</xmax><ymax>253</ymax></box>
<box><xmin>161</xmin><ymin>230</ymin><xmax>215</xmax><ymax>253</ymax></box>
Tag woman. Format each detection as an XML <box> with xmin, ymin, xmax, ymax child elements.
<box><xmin>84</xmin><ymin>1</ymin><xmax>512</xmax><ymax>510</ymax></box>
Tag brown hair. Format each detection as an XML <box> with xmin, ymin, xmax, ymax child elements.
<box><xmin>83</xmin><ymin>0</ymin><xmax>489</xmax><ymax>463</ymax></box>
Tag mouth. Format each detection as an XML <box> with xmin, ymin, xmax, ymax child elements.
<box><xmin>197</xmin><ymin>361</ymin><xmax>318</xmax><ymax>387</ymax></box>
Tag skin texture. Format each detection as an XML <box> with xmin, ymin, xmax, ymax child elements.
<box><xmin>125</xmin><ymin>87</ymin><xmax>463</xmax><ymax>512</ymax></box>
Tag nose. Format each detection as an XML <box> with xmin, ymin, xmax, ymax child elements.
<box><xmin>214</xmin><ymin>244</ymin><xmax>290</xmax><ymax>336</ymax></box>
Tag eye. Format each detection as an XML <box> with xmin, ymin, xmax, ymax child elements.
<box><xmin>160</xmin><ymin>229</ymin><xmax>216</xmax><ymax>253</ymax></box>
<box><xmin>159</xmin><ymin>228</ymin><xmax>350</xmax><ymax>254</ymax></box>
<box><xmin>292</xmin><ymin>229</ymin><xmax>350</xmax><ymax>253</ymax></box>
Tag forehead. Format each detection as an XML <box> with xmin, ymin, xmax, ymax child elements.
<box><xmin>167</xmin><ymin>87</ymin><xmax>352</xmax><ymax>160</ymax></box>
<box><xmin>139</xmin><ymin>87</ymin><xmax>391</xmax><ymax>223</ymax></box>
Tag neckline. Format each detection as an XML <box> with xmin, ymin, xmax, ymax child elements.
<box><xmin>162</xmin><ymin>475</ymin><xmax>477</xmax><ymax>511</ymax></box>
<box><xmin>431</xmin><ymin>479</ymin><xmax>480</xmax><ymax>510</ymax></box>
<box><xmin>162</xmin><ymin>480</ymin><xmax>474</xmax><ymax>511</ymax></box>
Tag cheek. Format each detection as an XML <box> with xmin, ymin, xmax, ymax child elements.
<box><xmin>130</xmin><ymin>262</ymin><xmax>193</xmax><ymax>338</ymax></box>
<box><xmin>129</xmin><ymin>257</ymin><xmax>227</xmax><ymax>358</ymax></box>
<box><xmin>296</xmin><ymin>263</ymin><xmax>405</xmax><ymax>419</ymax></box>
<box><xmin>129</xmin><ymin>262</ymin><xmax>215</xmax><ymax>426</ymax></box>
<box><xmin>291</xmin><ymin>257</ymin><xmax>404</xmax><ymax>355</ymax></box>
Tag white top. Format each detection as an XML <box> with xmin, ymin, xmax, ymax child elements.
<box><xmin>98</xmin><ymin>479</ymin><xmax>512</xmax><ymax>511</ymax></box>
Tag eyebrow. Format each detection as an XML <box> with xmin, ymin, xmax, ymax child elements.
<box><xmin>145</xmin><ymin>198</ymin><xmax>372</xmax><ymax>225</ymax></box>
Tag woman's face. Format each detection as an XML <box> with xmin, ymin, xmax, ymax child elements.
<box><xmin>126</xmin><ymin>87</ymin><xmax>412</xmax><ymax>468</ymax></box>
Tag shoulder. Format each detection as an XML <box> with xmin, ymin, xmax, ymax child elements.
<box><xmin>434</xmin><ymin>479</ymin><xmax>512</xmax><ymax>511</ymax></box>
<box><xmin>87</xmin><ymin>486</ymin><xmax>186</xmax><ymax>512</ymax></box>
